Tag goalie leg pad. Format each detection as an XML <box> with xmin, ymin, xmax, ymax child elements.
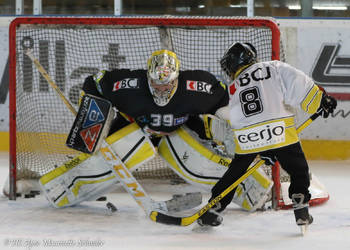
<box><xmin>158</xmin><ymin>126</ymin><xmax>273</xmax><ymax>212</ymax></box>
<box><xmin>40</xmin><ymin>153</ymin><xmax>119</xmax><ymax>208</ymax></box>
<box><xmin>40</xmin><ymin>123</ymin><xmax>157</xmax><ymax>208</ymax></box>
<box><xmin>158</xmin><ymin>126</ymin><xmax>231</xmax><ymax>191</ymax></box>
<box><xmin>232</xmin><ymin>164</ymin><xmax>273</xmax><ymax>211</ymax></box>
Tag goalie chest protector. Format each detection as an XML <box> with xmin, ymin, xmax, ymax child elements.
<box><xmin>66</xmin><ymin>94</ymin><xmax>114</xmax><ymax>154</ymax></box>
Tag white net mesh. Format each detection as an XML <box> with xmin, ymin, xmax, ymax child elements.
<box><xmin>10</xmin><ymin>16</ymin><xmax>280</xmax><ymax>181</ymax></box>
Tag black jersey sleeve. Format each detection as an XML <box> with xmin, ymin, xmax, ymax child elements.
<box><xmin>183</xmin><ymin>71</ymin><xmax>229</xmax><ymax>140</ymax></box>
<box><xmin>204</xmin><ymin>72</ymin><xmax>229</xmax><ymax>114</ymax></box>
<box><xmin>185</xmin><ymin>70</ymin><xmax>229</xmax><ymax>114</ymax></box>
<box><xmin>186</xmin><ymin>115</ymin><xmax>208</xmax><ymax>140</ymax></box>
<box><xmin>108</xmin><ymin>113</ymin><xmax>132</xmax><ymax>135</ymax></box>
<box><xmin>210</xmin><ymin>87</ymin><xmax>229</xmax><ymax>114</ymax></box>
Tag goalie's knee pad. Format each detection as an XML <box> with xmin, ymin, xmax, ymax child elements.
<box><xmin>158</xmin><ymin>126</ymin><xmax>231</xmax><ymax>191</ymax></box>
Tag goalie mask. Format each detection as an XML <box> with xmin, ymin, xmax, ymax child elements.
<box><xmin>147</xmin><ymin>50</ymin><xmax>180</xmax><ymax>106</ymax></box>
<box><xmin>220</xmin><ymin>42</ymin><xmax>257</xmax><ymax>81</ymax></box>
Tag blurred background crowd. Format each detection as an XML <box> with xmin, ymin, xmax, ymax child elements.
<box><xmin>0</xmin><ymin>0</ymin><xmax>349</xmax><ymax>18</ymax></box>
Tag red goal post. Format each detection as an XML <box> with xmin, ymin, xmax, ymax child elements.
<box><xmin>8</xmin><ymin>16</ymin><xmax>283</xmax><ymax>202</ymax></box>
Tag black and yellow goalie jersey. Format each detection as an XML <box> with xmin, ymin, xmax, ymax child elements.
<box><xmin>82</xmin><ymin>69</ymin><xmax>229</xmax><ymax>134</ymax></box>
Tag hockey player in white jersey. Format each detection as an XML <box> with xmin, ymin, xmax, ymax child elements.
<box><xmin>198</xmin><ymin>42</ymin><xmax>337</xmax><ymax>231</ymax></box>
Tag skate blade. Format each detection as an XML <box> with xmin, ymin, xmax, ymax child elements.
<box><xmin>299</xmin><ymin>225</ymin><xmax>308</xmax><ymax>236</ymax></box>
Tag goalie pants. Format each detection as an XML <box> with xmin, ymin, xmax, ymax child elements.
<box><xmin>210</xmin><ymin>142</ymin><xmax>311</xmax><ymax>212</ymax></box>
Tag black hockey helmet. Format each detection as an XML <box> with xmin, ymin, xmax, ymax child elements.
<box><xmin>220</xmin><ymin>42</ymin><xmax>257</xmax><ymax>80</ymax></box>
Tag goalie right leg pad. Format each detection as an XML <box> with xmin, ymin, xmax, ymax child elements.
<box><xmin>158</xmin><ymin>127</ymin><xmax>273</xmax><ymax>212</ymax></box>
<box><xmin>231</xmin><ymin>165</ymin><xmax>273</xmax><ymax>212</ymax></box>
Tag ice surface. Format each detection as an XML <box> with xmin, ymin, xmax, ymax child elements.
<box><xmin>0</xmin><ymin>152</ymin><xmax>349</xmax><ymax>250</ymax></box>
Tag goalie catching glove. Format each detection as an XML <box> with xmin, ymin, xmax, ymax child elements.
<box><xmin>201</xmin><ymin>114</ymin><xmax>235</xmax><ymax>157</ymax></box>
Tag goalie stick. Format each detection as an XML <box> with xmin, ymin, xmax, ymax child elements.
<box><xmin>25</xmin><ymin>49</ymin><xmax>201</xmax><ymax>216</ymax></box>
<box><xmin>150</xmin><ymin>109</ymin><xmax>322</xmax><ymax>226</ymax></box>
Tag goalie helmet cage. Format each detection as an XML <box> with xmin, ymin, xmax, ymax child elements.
<box><xmin>8</xmin><ymin>16</ymin><xmax>327</xmax><ymax>209</ymax></box>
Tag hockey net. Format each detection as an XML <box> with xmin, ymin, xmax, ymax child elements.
<box><xmin>8</xmin><ymin>16</ymin><xmax>328</xmax><ymax>209</ymax></box>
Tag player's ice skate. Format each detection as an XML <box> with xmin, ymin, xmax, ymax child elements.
<box><xmin>197</xmin><ymin>210</ymin><xmax>223</xmax><ymax>227</ymax></box>
<box><xmin>192</xmin><ymin>209</ymin><xmax>223</xmax><ymax>232</ymax></box>
<box><xmin>292</xmin><ymin>193</ymin><xmax>313</xmax><ymax>235</ymax></box>
<box><xmin>295</xmin><ymin>208</ymin><xmax>313</xmax><ymax>235</ymax></box>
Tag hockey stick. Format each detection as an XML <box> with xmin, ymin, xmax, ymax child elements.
<box><xmin>25</xmin><ymin>49</ymin><xmax>201</xmax><ymax>215</ymax></box>
<box><xmin>150</xmin><ymin>109</ymin><xmax>322</xmax><ymax>226</ymax></box>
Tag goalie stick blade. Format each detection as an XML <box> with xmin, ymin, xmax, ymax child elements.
<box><xmin>165</xmin><ymin>192</ymin><xmax>202</xmax><ymax>213</ymax></box>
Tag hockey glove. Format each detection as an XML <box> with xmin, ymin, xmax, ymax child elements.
<box><xmin>260</xmin><ymin>151</ymin><xmax>277</xmax><ymax>166</ymax></box>
<box><xmin>319</xmin><ymin>93</ymin><xmax>337</xmax><ymax>118</ymax></box>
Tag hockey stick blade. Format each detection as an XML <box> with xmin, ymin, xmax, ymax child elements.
<box><xmin>150</xmin><ymin>160</ymin><xmax>265</xmax><ymax>226</ymax></box>
<box><xmin>150</xmin><ymin>111</ymin><xmax>322</xmax><ymax>226</ymax></box>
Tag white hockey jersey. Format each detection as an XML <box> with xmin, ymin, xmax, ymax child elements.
<box><xmin>226</xmin><ymin>60</ymin><xmax>323</xmax><ymax>154</ymax></box>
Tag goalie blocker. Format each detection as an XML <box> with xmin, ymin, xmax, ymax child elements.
<box><xmin>66</xmin><ymin>94</ymin><xmax>114</xmax><ymax>154</ymax></box>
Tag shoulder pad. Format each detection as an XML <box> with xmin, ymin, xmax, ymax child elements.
<box><xmin>219</xmin><ymin>81</ymin><xmax>227</xmax><ymax>90</ymax></box>
<box><xmin>93</xmin><ymin>70</ymin><xmax>106</xmax><ymax>83</ymax></box>
<box><xmin>93</xmin><ymin>70</ymin><xmax>106</xmax><ymax>95</ymax></box>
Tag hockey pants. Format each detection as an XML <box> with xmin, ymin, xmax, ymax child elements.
<box><xmin>210</xmin><ymin>142</ymin><xmax>311</xmax><ymax>212</ymax></box>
